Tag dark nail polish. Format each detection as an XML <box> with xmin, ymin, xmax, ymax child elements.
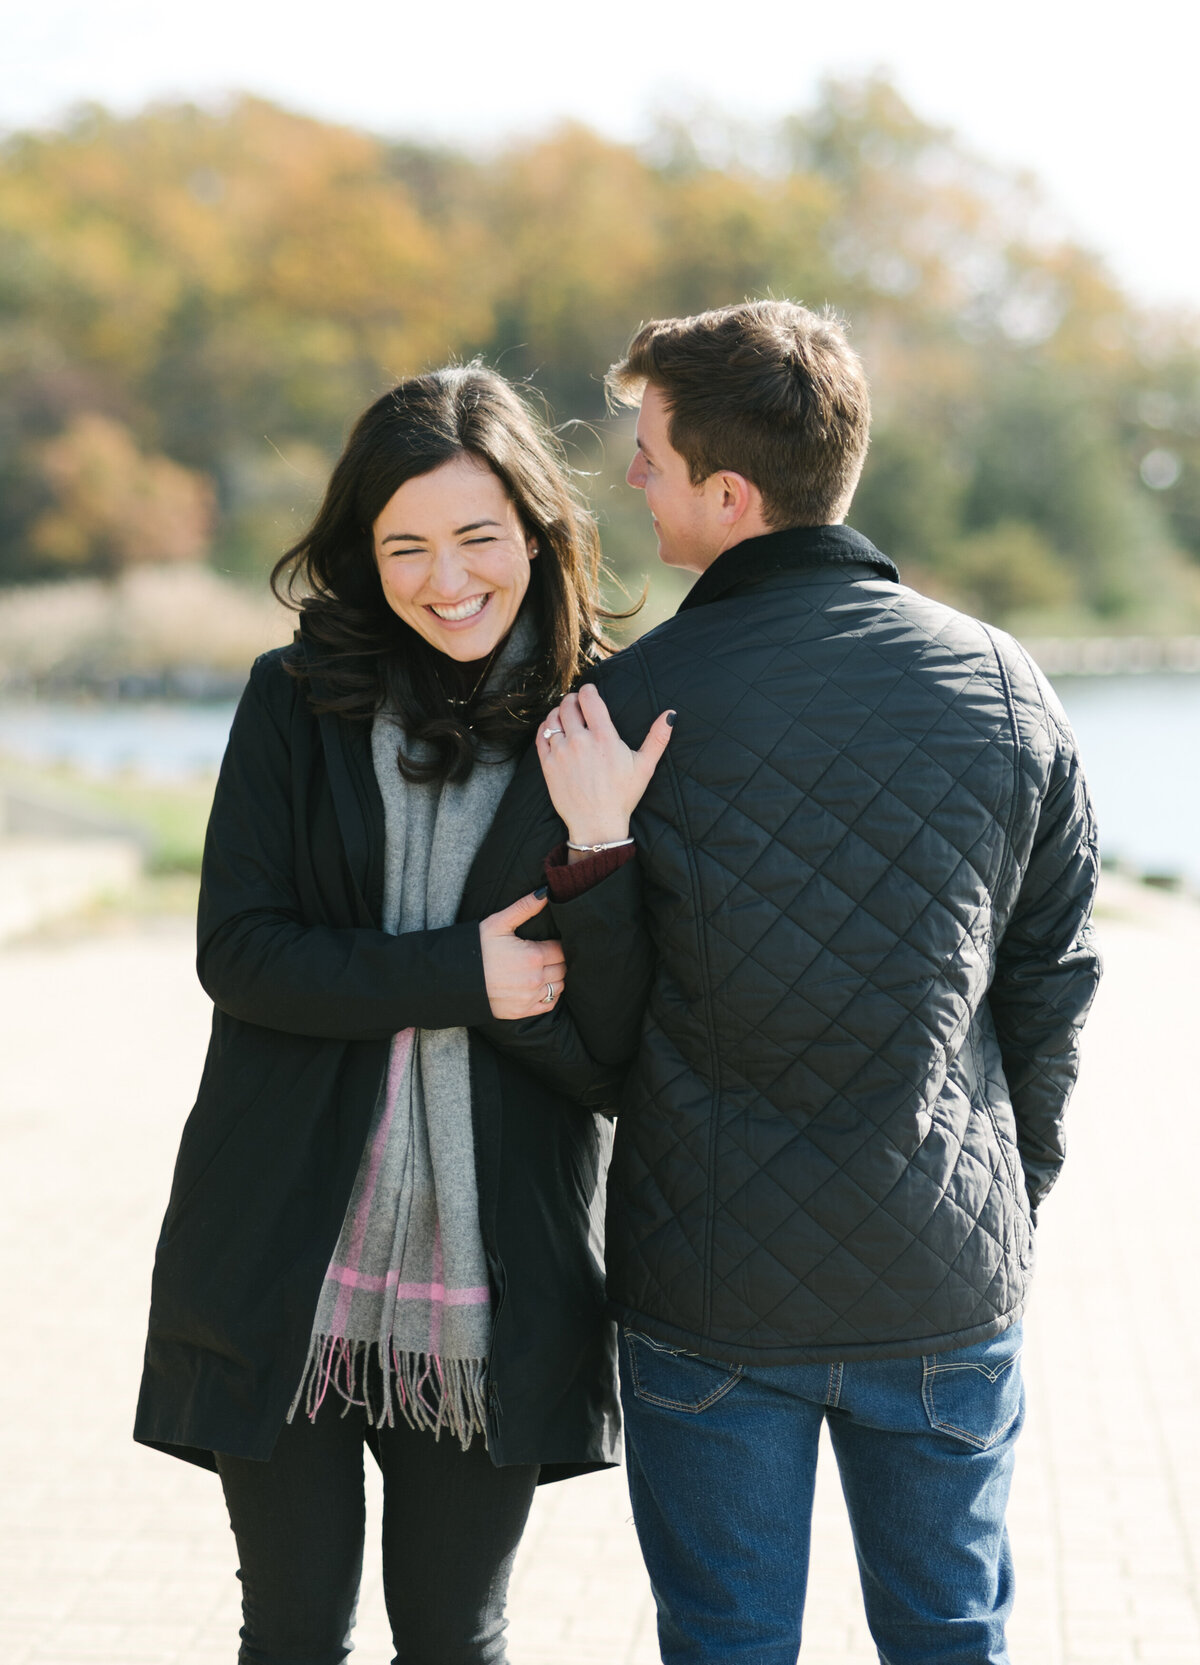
<box><xmin>666</xmin><ymin>711</ymin><xmax>677</xmax><ymax>727</ymax></box>
<box><xmin>534</xmin><ymin>886</ymin><xmax>548</xmax><ymax>899</ymax></box>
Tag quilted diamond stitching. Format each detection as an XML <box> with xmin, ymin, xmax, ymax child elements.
<box><xmin>597</xmin><ymin>567</ymin><xmax>1097</xmax><ymax>1358</ymax></box>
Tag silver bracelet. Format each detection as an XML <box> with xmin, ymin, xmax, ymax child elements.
<box><xmin>566</xmin><ymin>837</ymin><xmax>635</xmax><ymax>853</ymax></box>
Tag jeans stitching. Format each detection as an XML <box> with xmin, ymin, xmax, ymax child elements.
<box><xmin>921</xmin><ymin>1354</ymin><xmax>1021</xmax><ymax>1450</ymax></box>
<box><xmin>826</xmin><ymin>1362</ymin><xmax>843</xmax><ymax>1407</ymax></box>
<box><xmin>625</xmin><ymin>1330</ymin><xmax>743</xmax><ymax>1415</ymax></box>
<box><xmin>925</xmin><ymin>1355</ymin><xmax>1021</xmax><ymax>1383</ymax></box>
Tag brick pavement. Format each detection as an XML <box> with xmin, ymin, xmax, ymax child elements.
<box><xmin>0</xmin><ymin>874</ymin><xmax>1196</xmax><ymax>1663</ymax></box>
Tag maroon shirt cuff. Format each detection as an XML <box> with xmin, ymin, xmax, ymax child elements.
<box><xmin>543</xmin><ymin>841</ymin><xmax>635</xmax><ymax>902</ymax></box>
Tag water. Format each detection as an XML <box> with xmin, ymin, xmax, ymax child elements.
<box><xmin>0</xmin><ymin>675</ymin><xmax>1197</xmax><ymax>884</ymax></box>
<box><xmin>1050</xmin><ymin>674</ymin><xmax>1200</xmax><ymax>885</ymax></box>
<box><xmin>0</xmin><ymin>700</ymin><xmax>238</xmax><ymax>782</ymax></box>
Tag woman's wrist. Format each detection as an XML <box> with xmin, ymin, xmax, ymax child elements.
<box><xmin>565</xmin><ymin>821</ymin><xmax>630</xmax><ymax>849</ymax></box>
<box><xmin>566</xmin><ymin>838</ymin><xmax>633</xmax><ymax>867</ymax></box>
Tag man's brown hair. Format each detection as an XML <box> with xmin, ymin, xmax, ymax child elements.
<box><xmin>607</xmin><ymin>299</ymin><xmax>871</xmax><ymax>528</ymax></box>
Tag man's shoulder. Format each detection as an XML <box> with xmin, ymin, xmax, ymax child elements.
<box><xmin>970</xmin><ymin>617</ymin><xmax>1074</xmax><ymax>745</ymax></box>
<box><xmin>590</xmin><ymin>578</ymin><xmax>1058</xmax><ymax>719</ymax></box>
<box><xmin>886</xmin><ymin>593</ymin><xmax>1078</xmax><ymax>766</ymax></box>
<box><xmin>595</xmin><ymin>580</ymin><xmax>1001</xmax><ymax>678</ymax></box>
<box><xmin>589</xmin><ymin>603</ymin><xmax>713</xmax><ymax>688</ymax></box>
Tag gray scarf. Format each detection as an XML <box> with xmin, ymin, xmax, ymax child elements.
<box><xmin>290</xmin><ymin>618</ymin><xmax>533</xmax><ymax>1445</ymax></box>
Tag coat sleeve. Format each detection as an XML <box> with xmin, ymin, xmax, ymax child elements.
<box><xmin>988</xmin><ymin>708</ymin><xmax>1102</xmax><ymax>1217</ymax></box>
<box><xmin>196</xmin><ymin>657</ymin><xmax>493</xmax><ymax>1041</ymax></box>
<box><xmin>466</xmin><ymin>722</ymin><xmax>654</xmax><ymax>1104</ymax></box>
<box><xmin>473</xmin><ymin>854</ymin><xmax>652</xmax><ymax>1107</ymax></box>
<box><xmin>545</xmin><ymin>652</ymin><xmax>658</xmax><ymax>1067</ymax></box>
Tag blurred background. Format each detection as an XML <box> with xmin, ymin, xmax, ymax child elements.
<box><xmin>2</xmin><ymin>11</ymin><xmax>1199</xmax><ymax>1665</ymax></box>
<box><xmin>2</xmin><ymin>0</ymin><xmax>1199</xmax><ymax>916</ymax></box>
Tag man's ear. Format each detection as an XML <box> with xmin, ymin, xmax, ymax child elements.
<box><xmin>714</xmin><ymin>470</ymin><xmax>761</xmax><ymax>527</ymax></box>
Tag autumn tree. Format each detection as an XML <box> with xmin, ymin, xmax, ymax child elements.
<box><xmin>32</xmin><ymin>414</ymin><xmax>213</xmax><ymax>574</ymax></box>
<box><xmin>1</xmin><ymin>81</ymin><xmax>1199</xmax><ymax>632</ymax></box>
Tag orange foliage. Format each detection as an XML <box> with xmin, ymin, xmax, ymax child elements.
<box><xmin>33</xmin><ymin>415</ymin><xmax>214</xmax><ymax>572</ymax></box>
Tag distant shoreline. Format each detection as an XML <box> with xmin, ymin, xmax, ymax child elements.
<box><xmin>1023</xmin><ymin>637</ymin><xmax>1200</xmax><ymax>676</ymax></box>
<box><xmin>5</xmin><ymin>638</ymin><xmax>1200</xmax><ymax>702</ymax></box>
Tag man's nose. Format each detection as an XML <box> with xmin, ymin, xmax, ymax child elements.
<box><xmin>626</xmin><ymin>454</ymin><xmax>646</xmax><ymax>489</ymax></box>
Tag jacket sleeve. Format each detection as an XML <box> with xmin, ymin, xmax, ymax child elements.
<box><xmin>196</xmin><ymin>657</ymin><xmax>492</xmax><ymax>1041</ymax></box>
<box><xmin>543</xmin><ymin>652</ymin><xmax>658</xmax><ymax>1067</ymax></box>
<box><xmin>467</xmin><ymin>751</ymin><xmax>654</xmax><ymax>1103</ymax></box>
<box><xmin>988</xmin><ymin>710</ymin><xmax>1102</xmax><ymax>1217</ymax></box>
<box><xmin>549</xmin><ymin>857</ymin><xmax>652</xmax><ymax>1067</ymax></box>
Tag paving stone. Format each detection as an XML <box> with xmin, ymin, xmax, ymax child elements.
<box><xmin>1</xmin><ymin>879</ymin><xmax>1197</xmax><ymax>1662</ymax></box>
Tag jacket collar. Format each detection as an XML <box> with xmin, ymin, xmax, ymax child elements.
<box><xmin>677</xmin><ymin>523</ymin><xmax>899</xmax><ymax>614</ymax></box>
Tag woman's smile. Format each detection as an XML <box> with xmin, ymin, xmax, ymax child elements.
<box><xmin>373</xmin><ymin>455</ymin><xmax>536</xmax><ymax>661</ymax></box>
<box><xmin>427</xmin><ymin>592</ymin><xmax>492</xmax><ymax>623</ymax></box>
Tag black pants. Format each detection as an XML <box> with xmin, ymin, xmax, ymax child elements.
<box><xmin>216</xmin><ymin>1399</ymin><xmax>539</xmax><ymax>1665</ymax></box>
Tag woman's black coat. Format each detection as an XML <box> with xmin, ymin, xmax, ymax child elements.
<box><xmin>134</xmin><ymin>637</ymin><xmax>641</xmax><ymax>1481</ymax></box>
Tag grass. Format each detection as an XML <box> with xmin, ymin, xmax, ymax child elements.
<box><xmin>0</xmin><ymin>754</ymin><xmax>215</xmax><ymax>873</ymax></box>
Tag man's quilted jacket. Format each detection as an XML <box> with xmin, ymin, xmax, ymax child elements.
<box><xmin>576</xmin><ymin>522</ymin><xmax>1101</xmax><ymax>1364</ymax></box>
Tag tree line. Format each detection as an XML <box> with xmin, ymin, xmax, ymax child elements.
<box><xmin>2</xmin><ymin>77</ymin><xmax>1199</xmax><ymax>634</ymax></box>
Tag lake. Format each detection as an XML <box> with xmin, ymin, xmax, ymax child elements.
<box><xmin>1049</xmin><ymin>674</ymin><xmax>1199</xmax><ymax>886</ymax></box>
<box><xmin>1</xmin><ymin>674</ymin><xmax>1197</xmax><ymax>886</ymax></box>
<box><xmin>0</xmin><ymin>700</ymin><xmax>239</xmax><ymax>783</ymax></box>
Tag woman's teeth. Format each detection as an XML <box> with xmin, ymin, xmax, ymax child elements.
<box><xmin>429</xmin><ymin>594</ymin><xmax>490</xmax><ymax>622</ymax></box>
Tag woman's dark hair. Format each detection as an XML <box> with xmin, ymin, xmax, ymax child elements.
<box><xmin>272</xmin><ymin>365</ymin><xmax>615</xmax><ymax>783</ymax></box>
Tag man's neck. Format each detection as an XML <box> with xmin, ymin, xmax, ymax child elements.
<box><xmin>694</xmin><ymin>509</ymin><xmax>835</xmax><ymax>573</ymax></box>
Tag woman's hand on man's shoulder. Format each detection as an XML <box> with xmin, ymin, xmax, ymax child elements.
<box><xmin>536</xmin><ymin>684</ymin><xmax>675</xmax><ymax>862</ymax></box>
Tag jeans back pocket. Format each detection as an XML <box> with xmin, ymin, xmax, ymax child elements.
<box><xmin>623</xmin><ymin>1327</ymin><xmax>743</xmax><ymax>1414</ymax></box>
<box><xmin>921</xmin><ymin>1324</ymin><xmax>1024</xmax><ymax>1451</ymax></box>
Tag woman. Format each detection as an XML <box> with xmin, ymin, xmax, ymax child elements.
<box><xmin>135</xmin><ymin>365</ymin><xmax>669</xmax><ymax>1664</ymax></box>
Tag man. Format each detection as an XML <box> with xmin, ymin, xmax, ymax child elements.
<box><xmin>522</xmin><ymin>299</ymin><xmax>1101</xmax><ymax>1665</ymax></box>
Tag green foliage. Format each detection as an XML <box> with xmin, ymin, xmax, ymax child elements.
<box><xmin>851</xmin><ymin>427</ymin><xmax>964</xmax><ymax>574</ymax></box>
<box><xmin>1</xmin><ymin>83</ymin><xmax>1199</xmax><ymax>633</ymax></box>
<box><xmin>0</xmin><ymin>755</ymin><xmax>214</xmax><ymax>871</ymax></box>
<box><xmin>950</xmin><ymin>521</ymin><xmax>1077</xmax><ymax>622</ymax></box>
<box><xmin>72</xmin><ymin>772</ymin><xmax>214</xmax><ymax>872</ymax></box>
<box><xmin>960</xmin><ymin>369</ymin><xmax>1140</xmax><ymax>616</ymax></box>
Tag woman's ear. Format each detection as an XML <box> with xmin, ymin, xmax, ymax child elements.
<box><xmin>527</xmin><ymin>534</ymin><xmax>540</xmax><ymax>559</ymax></box>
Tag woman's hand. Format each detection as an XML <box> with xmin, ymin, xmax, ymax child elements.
<box><xmin>479</xmin><ymin>892</ymin><xmax>567</xmax><ymax>1020</ymax></box>
<box><xmin>536</xmin><ymin>684</ymin><xmax>674</xmax><ymax>860</ymax></box>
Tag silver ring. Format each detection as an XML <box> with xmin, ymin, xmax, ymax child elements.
<box><xmin>543</xmin><ymin>726</ymin><xmax>564</xmax><ymax>740</ymax></box>
<box><xmin>541</xmin><ymin>982</ymin><xmax>555</xmax><ymax>1004</ymax></box>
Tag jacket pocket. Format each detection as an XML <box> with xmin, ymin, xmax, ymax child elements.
<box><xmin>921</xmin><ymin>1324</ymin><xmax>1024</xmax><ymax>1450</ymax></box>
<box><xmin>622</xmin><ymin>1327</ymin><xmax>742</xmax><ymax>1414</ymax></box>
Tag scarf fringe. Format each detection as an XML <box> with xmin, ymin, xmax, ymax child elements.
<box><xmin>287</xmin><ymin>1332</ymin><xmax>489</xmax><ymax>1451</ymax></box>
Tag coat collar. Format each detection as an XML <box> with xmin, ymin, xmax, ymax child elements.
<box><xmin>677</xmin><ymin>523</ymin><xmax>899</xmax><ymax>615</ymax></box>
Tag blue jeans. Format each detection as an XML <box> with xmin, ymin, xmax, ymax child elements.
<box><xmin>619</xmin><ymin>1320</ymin><xmax>1024</xmax><ymax>1665</ymax></box>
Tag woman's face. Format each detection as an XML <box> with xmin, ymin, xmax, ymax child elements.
<box><xmin>372</xmin><ymin>454</ymin><xmax>537</xmax><ymax>662</ymax></box>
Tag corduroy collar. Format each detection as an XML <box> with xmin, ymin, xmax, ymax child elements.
<box><xmin>677</xmin><ymin>523</ymin><xmax>899</xmax><ymax>614</ymax></box>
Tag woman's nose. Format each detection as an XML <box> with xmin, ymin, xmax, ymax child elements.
<box><xmin>426</xmin><ymin>546</ymin><xmax>469</xmax><ymax>596</ymax></box>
